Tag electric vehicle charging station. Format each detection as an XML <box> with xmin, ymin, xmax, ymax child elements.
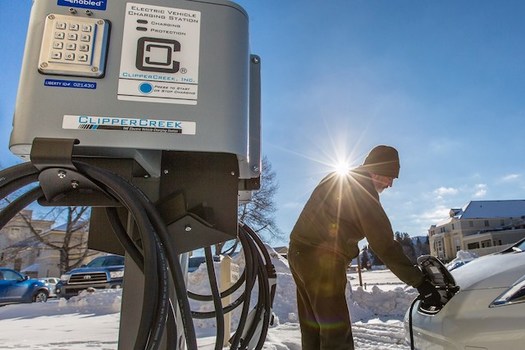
<box><xmin>4</xmin><ymin>0</ymin><xmax>274</xmax><ymax>349</ymax></box>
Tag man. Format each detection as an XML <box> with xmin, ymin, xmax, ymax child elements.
<box><xmin>288</xmin><ymin>145</ymin><xmax>440</xmax><ymax>350</ymax></box>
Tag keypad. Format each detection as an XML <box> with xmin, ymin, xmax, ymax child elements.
<box><xmin>50</xmin><ymin>19</ymin><xmax>94</xmax><ymax>66</ymax></box>
<box><xmin>38</xmin><ymin>14</ymin><xmax>109</xmax><ymax>78</ymax></box>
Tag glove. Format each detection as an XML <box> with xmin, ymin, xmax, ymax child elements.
<box><xmin>416</xmin><ymin>280</ymin><xmax>442</xmax><ymax>307</ymax></box>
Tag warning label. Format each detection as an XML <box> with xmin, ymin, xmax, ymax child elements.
<box><xmin>118</xmin><ymin>3</ymin><xmax>201</xmax><ymax>105</ymax></box>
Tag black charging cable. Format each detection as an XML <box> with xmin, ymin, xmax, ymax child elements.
<box><xmin>0</xmin><ymin>161</ymin><xmax>195</xmax><ymax>350</ymax></box>
<box><xmin>186</xmin><ymin>224</ymin><xmax>276</xmax><ymax>350</ymax></box>
<box><xmin>408</xmin><ymin>295</ymin><xmax>420</xmax><ymax>350</ymax></box>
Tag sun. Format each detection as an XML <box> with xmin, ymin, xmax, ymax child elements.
<box><xmin>333</xmin><ymin>160</ymin><xmax>351</xmax><ymax>176</ymax></box>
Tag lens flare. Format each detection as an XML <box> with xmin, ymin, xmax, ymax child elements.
<box><xmin>334</xmin><ymin>160</ymin><xmax>351</xmax><ymax>176</ymax></box>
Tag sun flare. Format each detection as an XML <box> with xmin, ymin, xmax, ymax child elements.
<box><xmin>334</xmin><ymin>160</ymin><xmax>351</xmax><ymax>176</ymax></box>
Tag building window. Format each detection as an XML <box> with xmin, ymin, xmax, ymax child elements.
<box><xmin>469</xmin><ymin>221</ymin><xmax>474</xmax><ymax>227</ymax></box>
<box><xmin>467</xmin><ymin>242</ymin><xmax>480</xmax><ymax>249</ymax></box>
<box><xmin>484</xmin><ymin>220</ymin><xmax>490</xmax><ymax>227</ymax></box>
<box><xmin>481</xmin><ymin>239</ymin><xmax>492</xmax><ymax>248</ymax></box>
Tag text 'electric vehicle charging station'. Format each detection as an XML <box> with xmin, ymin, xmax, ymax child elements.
<box><xmin>4</xmin><ymin>0</ymin><xmax>275</xmax><ymax>349</ymax></box>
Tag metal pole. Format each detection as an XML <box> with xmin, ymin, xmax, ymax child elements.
<box><xmin>357</xmin><ymin>255</ymin><xmax>363</xmax><ymax>287</ymax></box>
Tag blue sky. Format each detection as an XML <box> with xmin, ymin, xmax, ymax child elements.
<box><xmin>2</xmin><ymin>1</ymin><xmax>525</xmax><ymax>246</ymax></box>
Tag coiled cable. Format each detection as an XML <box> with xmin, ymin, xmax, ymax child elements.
<box><xmin>187</xmin><ymin>224</ymin><xmax>276</xmax><ymax>350</ymax></box>
<box><xmin>0</xmin><ymin>160</ymin><xmax>274</xmax><ymax>350</ymax></box>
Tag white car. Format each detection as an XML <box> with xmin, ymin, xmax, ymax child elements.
<box><xmin>38</xmin><ymin>277</ymin><xmax>60</xmax><ymax>297</ymax></box>
<box><xmin>405</xmin><ymin>239</ymin><xmax>525</xmax><ymax>350</ymax></box>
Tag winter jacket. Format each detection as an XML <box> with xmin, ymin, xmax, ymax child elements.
<box><xmin>289</xmin><ymin>167</ymin><xmax>424</xmax><ymax>287</ymax></box>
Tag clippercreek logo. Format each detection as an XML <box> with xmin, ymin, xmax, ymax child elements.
<box><xmin>62</xmin><ymin>115</ymin><xmax>197</xmax><ymax>135</ymax></box>
<box><xmin>57</xmin><ymin>0</ymin><xmax>107</xmax><ymax>11</ymax></box>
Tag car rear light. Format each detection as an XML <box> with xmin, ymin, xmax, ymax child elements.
<box><xmin>490</xmin><ymin>275</ymin><xmax>525</xmax><ymax>307</ymax></box>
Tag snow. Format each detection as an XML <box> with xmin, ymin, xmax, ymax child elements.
<box><xmin>453</xmin><ymin>250</ymin><xmax>478</xmax><ymax>262</ymax></box>
<box><xmin>445</xmin><ymin>250</ymin><xmax>478</xmax><ymax>270</ymax></box>
<box><xmin>0</xmin><ymin>248</ymin><xmax>418</xmax><ymax>349</ymax></box>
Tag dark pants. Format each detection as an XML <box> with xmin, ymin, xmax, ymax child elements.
<box><xmin>288</xmin><ymin>241</ymin><xmax>354</xmax><ymax>350</ymax></box>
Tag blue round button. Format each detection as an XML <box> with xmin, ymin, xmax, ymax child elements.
<box><xmin>139</xmin><ymin>83</ymin><xmax>153</xmax><ymax>94</ymax></box>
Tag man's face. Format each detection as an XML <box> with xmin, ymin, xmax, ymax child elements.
<box><xmin>371</xmin><ymin>174</ymin><xmax>395</xmax><ymax>193</ymax></box>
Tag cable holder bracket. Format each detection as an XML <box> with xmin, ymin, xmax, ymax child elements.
<box><xmin>30</xmin><ymin>137</ymin><xmax>119</xmax><ymax>207</ymax></box>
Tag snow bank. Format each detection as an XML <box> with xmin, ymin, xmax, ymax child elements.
<box><xmin>187</xmin><ymin>245</ymin><xmax>416</xmax><ymax>329</ymax></box>
<box><xmin>0</xmin><ymin>289</ymin><xmax>122</xmax><ymax>319</ymax></box>
<box><xmin>351</xmin><ymin>286</ymin><xmax>417</xmax><ymax>320</ymax></box>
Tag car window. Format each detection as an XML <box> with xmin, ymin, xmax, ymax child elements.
<box><xmin>103</xmin><ymin>257</ymin><xmax>125</xmax><ymax>266</ymax></box>
<box><xmin>87</xmin><ymin>256</ymin><xmax>124</xmax><ymax>267</ymax></box>
<box><xmin>514</xmin><ymin>240</ymin><xmax>525</xmax><ymax>252</ymax></box>
<box><xmin>87</xmin><ymin>257</ymin><xmax>105</xmax><ymax>267</ymax></box>
<box><xmin>189</xmin><ymin>257</ymin><xmax>206</xmax><ymax>268</ymax></box>
<box><xmin>2</xmin><ymin>270</ymin><xmax>22</xmax><ymax>281</ymax></box>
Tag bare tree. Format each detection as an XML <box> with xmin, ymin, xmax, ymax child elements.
<box><xmin>215</xmin><ymin>156</ymin><xmax>283</xmax><ymax>255</ymax></box>
<box><xmin>2</xmin><ymin>204</ymin><xmax>94</xmax><ymax>275</ymax></box>
<box><xmin>238</xmin><ymin>156</ymin><xmax>283</xmax><ymax>240</ymax></box>
<box><xmin>33</xmin><ymin>206</ymin><xmax>93</xmax><ymax>274</ymax></box>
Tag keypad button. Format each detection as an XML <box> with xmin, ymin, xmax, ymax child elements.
<box><xmin>51</xmin><ymin>51</ymin><xmax>62</xmax><ymax>60</ymax></box>
<box><xmin>69</xmin><ymin>23</ymin><xmax>79</xmax><ymax>31</ymax></box>
<box><xmin>53</xmin><ymin>41</ymin><xmax>64</xmax><ymax>49</ymax></box>
<box><xmin>65</xmin><ymin>53</ymin><xmax>75</xmax><ymax>61</ymax></box>
<box><xmin>66</xmin><ymin>43</ymin><xmax>77</xmax><ymax>50</ymax></box>
<box><xmin>78</xmin><ymin>54</ymin><xmax>89</xmax><ymax>62</ymax></box>
<box><xmin>67</xmin><ymin>33</ymin><xmax>78</xmax><ymax>41</ymax></box>
<box><xmin>80</xmin><ymin>34</ymin><xmax>91</xmax><ymax>42</ymax></box>
<box><xmin>56</xmin><ymin>22</ymin><xmax>67</xmax><ymax>30</ymax></box>
<box><xmin>54</xmin><ymin>32</ymin><xmax>65</xmax><ymax>39</ymax></box>
<box><xmin>79</xmin><ymin>44</ymin><xmax>90</xmax><ymax>52</ymax></box>
<box><xmin>82</xmin><ymin>24</ymin><xmax>92</xmax><ymax>32</ymax></box>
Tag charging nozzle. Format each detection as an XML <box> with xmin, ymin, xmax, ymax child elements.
<box><xmin>416</xmin><ymin>255</ymin><xmax>460</xmax><ymax>314</ymax></box>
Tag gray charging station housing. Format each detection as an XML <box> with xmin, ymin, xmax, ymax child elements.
<box><xmin>11</xmin><ymin>0</ymin><xmax>260</xmax><ymax>182</ymax></box>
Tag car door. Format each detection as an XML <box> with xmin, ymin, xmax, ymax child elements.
<box><xmin>1</xmin><ymin>270</ymin><xmax>27</xmax><ymax>302</ymax></box>
<box><xmin>0</xmin><ymin>270</ymin><xmax>9</xmax><ymax>301</ymax></box>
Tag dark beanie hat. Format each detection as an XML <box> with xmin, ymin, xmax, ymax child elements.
<box><xmin>363</xmin><ymin>145</ymin><xmax>400</xmax><ymax>178</ymax></box>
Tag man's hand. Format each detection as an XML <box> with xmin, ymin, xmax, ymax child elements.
<box><xmin>416</xmin><ymin>280</ymin><xmax>442</xmax><ymax>307</ymax></box>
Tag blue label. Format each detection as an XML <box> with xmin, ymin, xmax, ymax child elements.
<box><xmin>45</xmin><ymin>79</ymin><xmax>97</xmax><ymax>90</ymax></box>
<box><xmin>57</xmin><ymin>0</ymin><xmax>107</xmax><ymax>11</ymax></box>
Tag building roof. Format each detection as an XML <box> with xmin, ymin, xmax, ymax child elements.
<box><xmin>459</xmin><ymin>200</ymin><xmax>525</xmax><ymax>219</ymax></box>
<box><xmin>52</xmin><ymin>221</ymin><xmax>88</xmax><ymax>232</ymax></box>
<box><xmin>433</xmin><ymin>200</ymin><xmax>525</xmax><ymax>228</ymax></box>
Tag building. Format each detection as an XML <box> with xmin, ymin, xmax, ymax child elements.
<box><xmin>0</xmin><ymin>210</ymin><xmax>54</xmax><ymax>271</ymax></box>
<box><xmin>429</xmin><ymin>200</ymin><xmax>525</xmax><ymax>261</ymax></box>
<box><xmin>0</xmin><ymin>209</ymin><xmax>97</xmax><ymax>278</ymax></box>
